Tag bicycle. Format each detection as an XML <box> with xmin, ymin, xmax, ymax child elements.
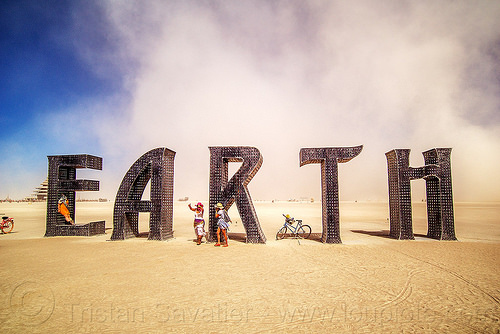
<box><xmin>1</xmin><ymin>215</ymin><xmax>14</xmax><ymax>234</ymax></box>
<box><xmin>276</xmin><ymin>214</ymin><xmax>311</xmax><ymax>240</ymax></box>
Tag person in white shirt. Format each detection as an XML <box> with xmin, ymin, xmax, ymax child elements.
<box><xmin>188</xmin><ymin>202</ymin><xmax>206</xmax><ymax>245</ymax></box>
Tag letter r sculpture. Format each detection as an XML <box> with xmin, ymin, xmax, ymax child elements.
<box><xmin>209</xmin><ymin>146</ymin><xmax>266</xmax><ymax>243</ymax></box>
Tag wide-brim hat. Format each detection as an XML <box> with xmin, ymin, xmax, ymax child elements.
<box><xmin>216</xmin><ymin>203</ymin><xmax>224</xmax><ymax>208</ymax></box>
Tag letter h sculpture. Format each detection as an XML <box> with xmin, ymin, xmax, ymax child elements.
<box><xmin>386</xmin><ymin>148</ymin><xmax>456</xmax><ymax>240</ymax></box>
<box><xmin>45</xmin><ymin>154</ymin><xmax>105</xmax><ymax>237</ymax></box>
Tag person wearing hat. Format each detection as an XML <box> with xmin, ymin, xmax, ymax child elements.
<box><xmin>214</xmin><ymin>202</ymin><xmax>231</xmax><ymax>247</ymax></box>
<box><xmin>188</xmin><ymin>202</ymin><xmax>206</xmax><ymax>245</ymax></box>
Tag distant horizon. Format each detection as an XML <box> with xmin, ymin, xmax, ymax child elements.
<box><xmin>3</xmin><ymin>196</ymin><xmax>500</xmax><ymax>205</ymax></box>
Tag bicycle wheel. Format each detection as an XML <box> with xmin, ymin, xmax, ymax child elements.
<box><xmin>276</xmin><ymin>226</ymin><xmax>288</xmax><ymax>240</ymax></box>
<box><xmin>1</xmin><ymin>219</ymin><xmax>14</xmax><ymax>234</ymax></box>
<box><xmin>297</xmin><ymin>225</ymin><xmax>311</xmax><ymax>239</ymax></box>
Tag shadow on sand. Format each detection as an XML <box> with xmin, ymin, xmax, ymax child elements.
<box><xmin>351</xmin><ymin>229</ymin><xmax>392</xmax><ymax>239</ymax></box>
<box><xmin>228</xmin><ymin>232</ymin><xmax>325</xmax><ymax>243</ymax></box>
<box><xmin>351</xmin><ymin>229</ymin><xmax>434</xmax><ymax>240</ymax></box>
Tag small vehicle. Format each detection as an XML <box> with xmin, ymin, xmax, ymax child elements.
<box><xmin>276</xmin><ymin>214</ymin><xmax>311</xmax><ymax>240</ymax></box>
<box><xmin>1</xmin><ymin>215</ymin><xmax>14</xmax><ymax>234</ymax></box>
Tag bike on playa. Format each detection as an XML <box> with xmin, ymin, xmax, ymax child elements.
<box><xmin>276</xmin><ymin>214</ymin><xmax>311</xmax><ymax>241</ymax></box>
<box><xmin>1</xmin><ymin>215</ymin><xmax>14</xmax><ymax>234</ymax></box>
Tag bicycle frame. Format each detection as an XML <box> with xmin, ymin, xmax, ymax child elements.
<box><xmin>282</xmin><ymin>220</ymin><xmax>303</xmax><ymax>236</ymax></box>
<box><xmin>1</xmin><ymin>216</ymin><xmax>14</xmax><ymax>234</ymax></box>
<box><xmin>276</xmin><ymin>214</ymin><xmax>311</xmax><ymax>242</ymax></box>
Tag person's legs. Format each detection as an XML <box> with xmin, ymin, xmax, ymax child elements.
<box><xmin>65</xmin><ymin>214</ymin><xmax>74</xmax><ymax>225</ymax></box>
<box><xmin>222</xmin><ymin>229</ymin><xmax>228</xmax><ymax>247</ymax></box>
<box><xmin>195</xmin><ymin>226</ymin><xmax>202</xmax><ymax>244</ymax></box>
<box><xmin>215</xmin><ymin>227</ymin><xmax>221</xmax><ymax>246</ymax></box>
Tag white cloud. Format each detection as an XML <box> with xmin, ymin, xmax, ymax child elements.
<box><xmin>83</xmin><ymin>0</ymin><xmax>500</xmax><ymax>202</ymax></box>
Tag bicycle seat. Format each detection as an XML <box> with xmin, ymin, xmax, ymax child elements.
<box><xmin>2</xmin><ymin>216</ymin><xmax>8</xmax><ymax>220</ymax></box>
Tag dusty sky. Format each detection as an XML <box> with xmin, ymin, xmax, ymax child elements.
<box><xmin>1</xmin><ymin>0</ymin><xmax>499</xmax><ymax>202</ymax></box>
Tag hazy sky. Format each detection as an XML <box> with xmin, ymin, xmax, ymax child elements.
<box><xmin>1</xmin><ymin>0</ymin><xmax>499</xmax><ymax>202</ymax></box>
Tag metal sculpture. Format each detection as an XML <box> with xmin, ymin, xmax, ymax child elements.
<box><xmin>111</xmin><ymin>148</ymin><xmax>175</xmax><ymax>241</ymax></box>
<box><xmin>45</xmin><ymin>154</ymin><xmax>105</xmax><ymax>237</ymax></box>
<box><xmin>299</xmin><ymin>146</ymin><xmax>363</xmax><ymax>243</ymax></box>
<box><xmin>208</xmin><ymin>146</ymin><xmax>265</xmax><ymax>243</ymax></box>
<box><xmin>386</xmin><ymin>148</ymin><xmax>456</xmax><ymax>240</ymax></box>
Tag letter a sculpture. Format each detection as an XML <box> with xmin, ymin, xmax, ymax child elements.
<box><xmin>112</xmin><ymin>148</ymin><xmax>175</xmax><ymax>240</ymax></box>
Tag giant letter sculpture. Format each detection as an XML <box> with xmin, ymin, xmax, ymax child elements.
<box><xmin>300</xmin><ymin>146</ymin><xmax>363</xmax><ymax>243</ymax></box>
<box><xmin>208</xmin><ymin>146</ymin><xmax>265</xmax><ymax>243</ymax></box>
<box><xmin>45</xmin><ymin>154</ymin><xmax>105</xmax><ymax>237</ymax></box>
<box><xmin>386</xmin><ymin>148</ymin><xmax>456</xmax><ymax>240</ymax></box>
<box><xmin>111</xmin><ymin>148</ymin><xmax>175</xmax><ymax>241</ymax></box>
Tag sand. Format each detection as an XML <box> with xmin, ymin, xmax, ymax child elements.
<box><xmin>0</xmin><ymin>200</ymin><xmax>499</xmax><ymax>333</ymax></box>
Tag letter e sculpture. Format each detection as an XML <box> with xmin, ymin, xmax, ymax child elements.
<box><xmin>45</xmin><ymin>154</ymin><xmax>105</xmax><ymax>237</ymax></box>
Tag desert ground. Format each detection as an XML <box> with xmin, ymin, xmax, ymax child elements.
<box><xmin>0</xmin><ymin>200</ymin><xmax>499</xmax><ymax>333</ymax></box>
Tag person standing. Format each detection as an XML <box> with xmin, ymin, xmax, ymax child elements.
<box><xmin>188</xmin><ymin>202</ymin><xmax>206</xmax><ymax>245</ymax></box>
<box><xmin>214</xmin><ymin>202</ymin><xmax>231</xmax><ymax>247</ymax></box>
